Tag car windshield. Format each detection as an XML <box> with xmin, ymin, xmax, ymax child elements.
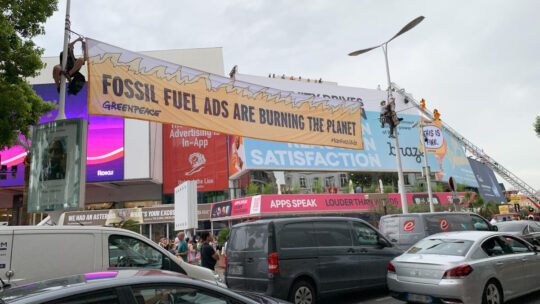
<box><xmin>496</xmin><ymin>222</ymin><xmax>526</xmax><ymax>232</ymax></box>
<box><xmin>407</xmin><ymin>238</ymin><xmax>473</xmax><ymax>256</ymax></box>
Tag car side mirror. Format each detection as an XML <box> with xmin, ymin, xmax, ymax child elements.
<box><xmin>377</xmin><ymin>238</ymin><xmax>389</xmax><ymax>248</ymax></box>
<box><xmin>534</xmin><ymin>245</ymin><xmax>540</xmax><ymax>253</ymax></box>
<box><xmin>491</xmin><ymin>225</ymin><xmax>498</xmax><ymax>231</ymax></box>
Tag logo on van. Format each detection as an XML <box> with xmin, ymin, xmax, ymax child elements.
<box><xmin>403</xmin><ymin>220</ymin><xmax>415</xmax><ymax>232</ymax></box>
<box><xmin>440</xmin><ymin>219</ymin><xmax>449</xmax><ymax>231</ymax></box>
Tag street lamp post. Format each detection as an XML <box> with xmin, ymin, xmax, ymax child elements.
<box><xmin>349</xmin><ymin>16</ymin><xmax>425</xmax><ymax>214</ymax></box>
<box><xmin>414</xmin><ymin>121</ymin><xmax>435</xmax><ymax>212</ymax></box>
<box><xmin>57</xmin><ymin>0</ymin><xmax>72</xmax><ymax>121</ymax></box>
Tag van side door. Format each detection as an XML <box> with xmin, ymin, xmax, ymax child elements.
<box><xmin>313</xmin><ymin>221</ymin><xmax>357</xmax><ymax>293</ymax></box>
<box><xmin>10</xmin><ymin>229</ymin><xmax>100</xmax><ymax>286</ymax></box>
<box><xmin>277</xmin><ymin>222</ymin><xmax>318</xmax><ymax>286</ymax></box>
<box><xmin>242</xmin><ymin>224</ymin><xmax>269</xmax><ymax>293</ymax></box>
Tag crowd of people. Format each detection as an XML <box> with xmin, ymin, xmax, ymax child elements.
<box><xmin>158</xmin><ymin>231</ymin><xmax>221</xmax><ymax>271</ymax></box>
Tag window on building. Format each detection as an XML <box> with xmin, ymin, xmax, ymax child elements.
<box><xmin>299</xmin><ymin>177</ymin><xmax>306</xmax><ymax>188</ymax></box>
<box><xmin>325</xmin><ymin>176</ymin><xmax>334</xmax><ymax>188</ymax></box>
<box><xmin>404</xmin><ymin>174</ymin><xmax>410</xmax><ymax>185</ymax></box>
<box><xmin>340</xmin><ymin>174</ymin><xmax>348</xmax><ymax>187</ymax></box>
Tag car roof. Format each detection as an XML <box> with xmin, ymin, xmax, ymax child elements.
<box><xmin>424</xmin><ymin>231</ymin><xmax>505</xmax><ymax>241</ymax></box>
<box><xmin>0</xmin><ymin>225</ymin><xmax>127</xmax><ymax>233</ymax></box>
<box><xmin>232</xmin><ymin>216</ymin><xmax>367</xmax><ymax>227</ymax></box>
<box><xmin>1</xmin><ymin>270</ymin><xmax>222</xmax><ymax>303</ymax></box>
<box><xmin>496</xmin><ymin>220</ymin><xmax>536</xmax><ymax>225</ymax></box>
<box><xmin>381</xmin><ymin>212</ymin><xmax>476</xmax><ymax>219</ymax></box>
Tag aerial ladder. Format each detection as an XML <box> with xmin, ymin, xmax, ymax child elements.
<box><xmin>392</xmin><ymin>83</ymin><xmax>540</xmax><ymax>207</ymax></box>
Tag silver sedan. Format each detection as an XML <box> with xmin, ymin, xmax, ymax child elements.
<box><xmin>387</xmin><ymin>231</ymin><xmax>540</xmax><ymax>304</ymax></box>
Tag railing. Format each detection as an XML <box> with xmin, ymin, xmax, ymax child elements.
<box><xmin>391</xmin><ymin>83</ymin><xmax>540</xmax><ymax>205</ymax></box>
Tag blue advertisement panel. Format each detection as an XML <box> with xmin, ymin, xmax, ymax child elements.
<box><xmin>468</xmin><ymin>158</ymin><xmax>506</xmax><ymax>203</ymax></box>
<box><xmin>244</xmin><ymin>111</ymin><xmax>423</xmax><ymax>172</ymax></box>
<box><xmin>237</xmin><ymin>74</ymin><xmax>478</xmax><ymax>187</ymax></box>
<box><xmin>431</xmin><ymin>130</ymin><xmax>478</xmax><ymax>187</ymax></box>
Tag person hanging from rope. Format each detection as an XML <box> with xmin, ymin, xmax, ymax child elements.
<box><xmin>383</xmin><ymin>97</ymin><xmax>403</xmax><ymax>138</ymax></box>
<box><xmin>380</xmin><ymin>100</ymin><xmax>387</xmax><ymax>128</ymax></box>
<box><xmin>52</xmin><ymin>36</ymin><xmax>86</xmax><ymax>95</ymax></box>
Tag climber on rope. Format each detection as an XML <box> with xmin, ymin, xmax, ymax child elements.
<box><xmin>52</xmin><ymin>36</ymin><xmax>86</xmax><ymax>95</ymax></box>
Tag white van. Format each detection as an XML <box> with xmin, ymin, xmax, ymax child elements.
<box><xmin>0</xmin><ymin>226</ymin><xmax>223</xmax><ymax>288</ymax></box>
<box><xmin>378</xmin><ymin>212</ymin><xmax>496</xmax><ymax>250</ymax></box>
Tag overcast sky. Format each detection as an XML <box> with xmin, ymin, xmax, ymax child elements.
<box><xmin>34</xmin><ymin>0</ymin><xmax>540</xmax><ymax>190</ymax></box>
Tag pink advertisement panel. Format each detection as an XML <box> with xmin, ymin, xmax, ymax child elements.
<box><xmin>259</xmin><ymin>193</ymin><xmax>464</xmax><ymax>214</ymax></box>
<box><xmin>210</xmin><ymin>193</ymin><xmax>465</xmax><ymax>219</ymax></box>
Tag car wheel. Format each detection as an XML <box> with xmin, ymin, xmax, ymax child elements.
<box><xmin>482</xmin><ymin>280</ymin><xmax>503</xmax><ymax>304</ymax></box>
<box><xmin>289</xmin><ymin>280</ymin><xmax>316</xmax><ymax>304</ymax></box>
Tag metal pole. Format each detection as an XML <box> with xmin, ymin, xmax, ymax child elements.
<box><xmin>57</xmin><ymin>0</ymin><xmax>71</xmax><ymax>121</ymax></box>
<box><xmin>419</xmin><ymin>123</ymin><xmax>434</xmax><ymax>212</ymax></box>
<box><xmin>382</xmin><ymin>45</ymin><xmax>408</xmax><ymax>213</ymax></box>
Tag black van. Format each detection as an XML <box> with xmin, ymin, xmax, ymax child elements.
<box><xmin>225</xmin><ymin>217</ymin><xmax>402</xmax><ymax>304</ymax></box>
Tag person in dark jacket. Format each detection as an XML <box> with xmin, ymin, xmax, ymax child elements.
<box><xmin>200</xmin><ymin>232</ymin><xmax>219</xmax><ymax>270</ymax></box>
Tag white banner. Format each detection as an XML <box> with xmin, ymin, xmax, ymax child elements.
<box><xmin>422</xmin><ymin>124</ymin><xmax>444</xmax><ymax>152</ymax></box>
<box><xmin>174</xmin><ymin>181</ymin><xmax>198</xmax><ymax>231</ymax></box>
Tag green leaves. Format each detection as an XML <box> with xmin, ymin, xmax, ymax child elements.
<box><xmin>0</xmin><ymin>0</ymin><xmax>58</xmax><ymax>149</ymax></box>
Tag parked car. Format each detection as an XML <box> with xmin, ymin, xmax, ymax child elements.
<box><xmin>492</xmin><ymin>213</ymin><xmax>521</xmax><ymax>222</ymax></box>
<box><xmin>379</xmin><ymin>212</ymin><xmax>496</xmax><ymax>250</ymax></box>
<box><xmin>225</xmin><ymin>217</ymin><xmax>402</xmax><ymax>304</ymax></box>
<box><xmin>495</xmin><ymin>220</ymin><xmax>540</xmax><ymax>245</ymax></box>
<box><xmin>0</xmin><ymin>269</ymin><xmax>287</xmax><ymax>304</ymax></box>
<box><xmin>387</xmin><ymin>231</ymin><xmax>540</xmax><ymax>304</ymax></box>
<box><xmin>0</xmin><ymin>226</ymin><xmax>223</xmax><ymax>288</ymax></box>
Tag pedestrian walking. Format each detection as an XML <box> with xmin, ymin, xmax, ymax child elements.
<box><xmin>176</xmin><ymin>232</ymin><xmax>188</xmax><ymax>262</ymax></box>
<box><xmin>188</xmin><ymin>239</ymin><xmax>199</xmax><ymax>264</ymax></box>
<box><xmin>200</xmin><ymin>232</ymin><xmax>219</xmax><ymax>271</ymax></box>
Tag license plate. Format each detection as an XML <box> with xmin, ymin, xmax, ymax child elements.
<box><xmin>407</xmin><ymin>294</ymin><xmax>431</xmax><ymax>303</ymax></box>
<box><xmin>228</xmin><ymin>265</ymin><xmax>243</xmax><ymax>275</ymax></box>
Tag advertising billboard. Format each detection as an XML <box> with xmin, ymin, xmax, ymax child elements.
<box><xmin>228</xmin><ymin>135</ymin><xmax>248</xmax><ymax>178</ymax></box>
<box><xmin>468</xmin><ymin>158</ymin><xmax>506</xmax><ymax>203</ymax></box>
<box><xmin>210</xmin><ymin>192</ymin><xmax>466</xmax><ymax>220</ymax></box>
<box><xmin>163</xmin><ymin>125</ymin><xmax>228</xmax><ymax>193</ymax></box>
<box><xmin>63</xmin><ymin>204</ymin><xmax>211</xmax><ymax>225</ymax></box>
<box><xmin>27</xmin><ymin>119</ymin><xmax>87</xmax><ymax>212</ymax></box>
<box><xmin>233</xmin><ymin>75</ymin><xmax>478</xmax><ymax>187</ymax></box>
<box><xmin>0</xmin><ymin>84</ymin><xmax>124</xmax><ymax>187</ymax></box>
<box><xmin>86</xmin><ymin>38</ymin><xmax>363</xmax><ymax>149</ymax></box>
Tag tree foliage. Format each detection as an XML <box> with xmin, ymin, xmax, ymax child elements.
<box><xmin>217</xmin><ymin>228</ymin><xmax>230</xmax><ymax>247</ymax></box>
<box><xmin>535</xmin><ymin>116</ymin><xmax>540</xmax><ymax>138</ymax></box>
<box><xmin>0</xmin><ymin>0</ymin><xmax>58</xmax><ymax>150</ymax></box>
<box><xmin>246</xmin><ymin>182</ymin><xmax>259</xmax><ymax>195</ymax></box>
<box><xmin>110</xmin><ymin>219</ymin><xmax>140</xmax><ymax>234</ymax></box>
